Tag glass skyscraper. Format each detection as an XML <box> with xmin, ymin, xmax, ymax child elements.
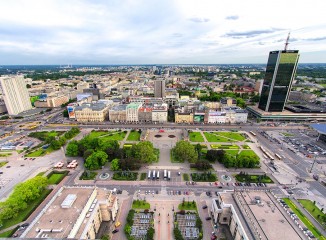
<box><xmin>258</xmin><ymin>50</ymin><xmax>300</xmax><ymax>112</ymax></box>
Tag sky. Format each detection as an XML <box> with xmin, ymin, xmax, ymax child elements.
<box><xmin>0</xmin><ymin>0</ymin><xmax>326</xmax><ymax>65</ymax></box>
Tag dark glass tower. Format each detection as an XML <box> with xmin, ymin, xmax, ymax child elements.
<box><xmin>258</xmin><ymin>50</ymin><xmax>299</xmax><ymax>112</ymax></box>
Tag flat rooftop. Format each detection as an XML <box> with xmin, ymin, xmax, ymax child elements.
<box><xmin>24</xmin><ymin>187</ymin><xmax>95</xmax><ymax>239</ymax></box>
<box><xmin>238</xmin><ymin>191</ymin><xmax>303</xmax><ymax>240</ymax></box>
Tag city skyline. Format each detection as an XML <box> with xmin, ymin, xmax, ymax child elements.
<box><xmin>1</xmin><ymin>0</ymin><xmax>326</xmax><ymax>65</ymax></box>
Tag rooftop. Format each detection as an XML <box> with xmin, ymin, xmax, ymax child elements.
<box><xmin>127</xmin><ymin>102</ymin><xmax>142</xmax><ymax>109</ymax></box>
<box><xmin>310</xmin><ymin>123</ymin><xmax>326</xmax><ymax>134</ymax></box>
<box><xmin>74</xmin><ymin>103</ymin><xmax>108</xmax><ymax>111</ymax></box>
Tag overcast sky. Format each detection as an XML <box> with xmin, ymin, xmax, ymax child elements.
<box><xmin>1</xmin><ymin>0</ymin><xmax>326</xmax><ymax>65</ymax></box>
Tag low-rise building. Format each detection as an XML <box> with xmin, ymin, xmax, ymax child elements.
<box><xmin>108</xmin><ymin>104</ymin><xmax>127</xmax><ymax>122</ymax></box>
<box><xmin>175</xmin><ymin>107</ymin><xmax>193</xmax><ymax>123</ymax></box>
<box><xmin>152</xmin><ymin>103</ymin><xmax>168</xmax><ymax>123</ymax></box>
<box><xmin>207</xmin><ymin>110</ymin><xmax>226</xmax><ymax>123</ymax></box>
<box><xmin>223</xmin><ymin>107</ymin><xmax>248</xmax><ymax>123</ymax></box>
<box><xmin>220</xmin><ymin>97</ymin><xmax>236</xmax><ymax>107</ymax></box>
<box><xmin>21</xmin><ymin>186</ymin><xmax>119</xmax><ymax>240</ymax></box>
<box><xmin>75</xmin><ymin>103</ymin><xmax>109</xmax><ymax>122</ymax></box>
<box><xmin>138</xmin><ymin>105</ymin><xmax>153</xmax><ymax>123</ymax></box>
<box><xmin>126</xmin><ymin>102</ymin><xmax>142</xmax><ymax>122</ymax></box>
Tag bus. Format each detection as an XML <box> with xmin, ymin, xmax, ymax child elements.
<box><xmin>167</xmin><ymin>171</ymin><xmax>171</xmax><ymax>181</ymax></box>
<box><xmin>260</xmin><ymin>146</ymin><xmax>274</xmax><ymax>160</ymax></box>
<box><xmin>156</xmin><ymin>171</ymin><xmax>160</xmax><ymax>180</ymax></box>
<box><xmin>275</xmin><ymin>153</ymin><xmax>282</xmax><ymax>160</ymax></box>
<box><xmin>148</xmin><ymin>170</ymin><xmax>151</xmax><ymax>180</ymax></box>
<box><xmin>263</xmin><ymin>154</ymin><xmax>268</xmax><ymax>159</ymax></box>
<box><xmin>164</xmin><ymin>170</ymin><xmax>167</xmax><ymax>180</ymax></box>
<box><xmin>152</xmin><ymin>170</ymin><xmax>156</xmax><ymax>180</ymax></box>
<box><xmin>249</xmin><ymin>131</ymin><xmax>256</xmax><ymax>136</ymax></box>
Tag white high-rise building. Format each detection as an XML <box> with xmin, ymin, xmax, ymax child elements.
<box><xmin>0</xmin><ymin>75</ymin><xmax>32</xmax><ymax>115</ymax></box>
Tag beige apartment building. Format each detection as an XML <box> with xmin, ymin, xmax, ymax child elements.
<box><xmin>75</xmin><ymin>103</ymin><xmax>109</xmax><ymax>122</ymax></box>
<box><xmin>21</xmin><ymin>186</ymin><xmax>119</xmax><ymax>240</ymax></box>
<box><xmin>108</xmin><ymin>104</ymin><xmax>127</xmax><ymax>122</ymax></box>
<box><xmin>175</xmin><ymin>108</ymin><xmax>194</xmax><ymax>123</ymax></box>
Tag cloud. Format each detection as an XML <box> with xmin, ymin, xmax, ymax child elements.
<box><xmin>223</xmin><ymin>29</ymin><xmax>282</xmax><ymax>38</ymax></box>
<box><xmin>305</xmin><ymin>36</ymin><xmax>326</xmax><ymax>41</ymax></box>
<box><xmin>225</xmin><ymin>15</ymin><xmax>239</xmax><ymax>20</ymax></box>
<box><xmin>189</xmin><ymin>17</ymin><xmax>210</xmax><ymax>23</ymax></box>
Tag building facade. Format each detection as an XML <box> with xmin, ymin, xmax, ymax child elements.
<box><xmin>108</xmin><ymin>104</ymin><xmax>127</xmax><ymax>122</ymax></box>
<box><xmin>74</xmin><ymin>103</ymin><xmax>109</xmax><ymax>122</ymax></box>
<box><xmin>0</xmin><ymin>75</ymin><xmax>32</xmax><ymax>115</ymax></box>
<box><xmin>126</xmin><ymin>102</ymin><xmax>142</xmax><ymax>122</ymax></box>
<box><xmin>152</xmin><ymin>103</ymin><xmax>168</xmax><ymax>123</ymax></box>
<box><xmin>154</xmin><ymin>79</ymin><xmax>165</xmax><ymax>98</ymax></box>
<box><xmin>258</xmin><ymin>50</ymin><xmax>300</xmax><ymax>112</ymax></box>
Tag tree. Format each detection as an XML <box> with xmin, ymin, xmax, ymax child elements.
<box><xmin>132</xmin><ymin>141</ymin><xmax>156</xmax><ymax>163</ymax></box>
<box><xmin>26</xmin><ymin>84</ymin><xmax>31</xmax><ymax>88</ymax></box>
<box><xmin>50</xmin><ymin>139</ymin><xmax>61</xmax><ymax>150</ymax></box>
<box><xmin>66</xmin><ymin>141</ymin><xmax>79</xmax><ymax>157</ymax></box>
<box><xmin>173</xmin><ymin>141</ymin><xmax>198</xmax><ymax>163</ymax></box>
<box><xmin>83</xmin><ymin>149</ymin><xmax>94</xmax><ymax>160</ymax></box>
<box><xmin>110</xmin><ymin>158</ymin><xmax>120</xmax><ymax>171</ymax></box>
<box><xmin>147</xmin><ymin>227</ymin><xmax>155</xmax><ymax>240</ymax></box>
<box><xmin>206</xmin><ymin>150</ymin><xmax>225</xmax><ymax>162</ymax></box>
<box><xmin>84</xmin><ymin>151</ymin><xmax>108</xmax><ymax>170</ymax></box>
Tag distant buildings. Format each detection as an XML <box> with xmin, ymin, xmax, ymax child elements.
<box><xmin>258</xmin><ymin>50</ymin><xmax>300</xmax><ymax>112</ymax></box>
<box><xmin>34</xmin><ymin>95</ymin><xmax>69</xmax><ymax>108</ymax></box>
<box><xmin>74</xmin><ymin>102</ymin><xmax>110</xmax><ymax>122</ymax></box>
<box><xmin>0</xmin><ymin>75</ymin><xmax>32</xmax><ymax>115</ymax></box>
<box><xmin>21</xmin><ymin>186</ymin><xmax>119</xmax><ymax>240</ymax></box>
<box><xmin>154</xmin><ymin>79</ymin><xmax>165</xmax><ymax>98</ymax></box>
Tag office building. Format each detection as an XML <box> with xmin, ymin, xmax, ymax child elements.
<box><xmin>154</xmin><ymin>79</ymin><xmax>165</xmax><ymax>98</ymax></box>
<box><xmin>258</xmin><ymin>50</ymin><xmax>299</xmax><ymax>112</ymax></box>
<box><xmin>0</xmin><ymin>75</ymin><xmax>32</xmax><ymax>115</ymax></box>
<box><xmin>21</xmin><ymin>186</ymin><xmax>119</xmax><ymax>240</ymax></box>
<box><xmin>126</xmin><ymin>102</ymin><xmax>142</xmax><ymax>122</ymax></box>
<box><xmin>74</xmin><ymin>103</ymin><xmax>109</xmax><ymax>122</ymax></box>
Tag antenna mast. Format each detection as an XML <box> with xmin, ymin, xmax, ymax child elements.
<box><xmin>284</xmin><ymin>32</ymin><xmax>290</xmax><ymax>51</ymax></box>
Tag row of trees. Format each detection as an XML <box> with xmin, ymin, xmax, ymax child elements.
<box><xmin>0</xmin><ymin>176</ymin><xmax>48</xmax><ymax>224</ymax></box>
<box><xmin>66</xmin><ymin>132</ymin><xmax>157</xmax><ymax>170</ymax></box>
<box><xmin>206</xmin><ymin>149</ymin><xmax>260</xmax><ymax>168</ymax></box>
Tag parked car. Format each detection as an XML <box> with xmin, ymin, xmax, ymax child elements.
<box><xmin>206</xmin><ymin>217</ymin><xmax>212</xmax><ymax>220</ymax></box>
<box><xmin>202</xmin><ymin>205</ymin><xmax>208</xmax><ymax>209</ymax></box>
<box><xmin>112</xmin><ymin>229</ymin><xmax>119</xmax><ymax>234</ymax></box>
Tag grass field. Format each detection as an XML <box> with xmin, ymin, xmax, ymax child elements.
<box><xmin>281</xmin><ymin>132</ymin><xmax>294</xmax><ymax>137</ymax></box>
<box><xmin>189</xmin><ymin>132</ymin><xmax>204</xmax><ymax>142</ymax></box>
<box><xmin>132</xmin><ymin>200</ymin><xmax>150</xmax><ymax>209</ymax></box>
<box><xmin>283</xmin><ymin>198</ymin><xmax>325</xmax><ymax>240</ymax></box>
<box><xmin>238</xmin><ymin>150</ymin><xmax>259</xmax><ymax>158</ymax></box>
<box><xmin>204</xmin><ymin>132</ymin><xmax>230</xmax><ymax>142</ymax></box>
<box><xmin>0</xmin><ymin>227</ymin><xmax>19</xmax><ymax>238</ymax></box>
<box><xmin>112</xmin><ymin>172</ymin><xmax>138</xmax><ymax>181</ymax></box>
<box><xmin>0</xmin><ymin>161</ymin><xmax>8</xmax><ymax>167</ymax></box>
<box><xmin>88</xmin><ymin>131</ymin><xmax>127</xmax><ymax>141</ymax></box>
<box><xmin>47</xmin><ymin>172</ymin><xmax>67</xmax><ymax>184</ymax></box>
<box><xmin>0</xmin><ymin>189</ymin><xmax>52</xmax><ymax>230</ymax></box>
<box><xmin>242</xmin><ymin>145</ymin><xmax>251</xmax><ymax>149</ymax></box>
<box><xmin>217</xmin><ymin>132</ymin><xmax>246</xmax><ymax>141</ymax></box>
<box><xmin>178</xmin><ymin>201</ymin><xmax>197</xmax><ymax>211</ymax></box>
<box><xmin>126</xmin><ymin>131</ymin><xmax>141</xmax><ymax>141</ymax></box>
<box><xmin>298</xmin><ymin>199</ymin><xmax>326</xmax><ymax>228</ymax></box>
<box><xmin>79</xmin><ymin>171</ymin><xmax>97</xmax><ymax>180</ymax></box>
<box><xmin>170</xmin><ymin>149</ymin><xmax>184</xmax><ymax>163</ymax></box>
<box><xmin>210</xmin><ymin>144</ymin><xmax>240</xmax><ymax>149</ymax></box>
<box><xmin>140</xmin><ymin>173</ymin><xmax>147</xmax><ymax>180</ymax></box>
<box><xmin>225</xmin><ymin>150</ymin><xmax>239</xmax><ymax>156</ymax></box>
<box><xmin>25</xmin><ymin>148</ymin><xmax>45</xmax><ymax>157</ymax></box>
<box><xmin>183</xmin><ymin>173</ymin><xmax>190</xmax><ymax>181</ymax></box>
<box><xmin>0</xmin><ymin>152</ymin><xmax>12</xmax><ymax>157</ymax></box>
<box><xmin>191</xmin><ymin>172</ymin><xmax>217</xmax><ymax>182</ymax></box>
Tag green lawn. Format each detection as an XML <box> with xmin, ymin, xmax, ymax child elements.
<box><xmin>126</xmin><ymin>131</ymin><xmax>141</xmax><ymax>141</ymax></box>
<box><xmin>90</xmin><ymin>131</ymin><xmax>126</xmax><ymax>141</ymax></box>
<box><xmin>140</xmin><ymin>173</ymin><xmax>147</xmax><ymax>180</ymax></box>
<box><xmin>235</xmin><ymin>174</ymin><xmax>273</xmax><ymax>183</ymax></box>
<box><xmin>178</xmin><ymin>201</ymin><xmax>197</xmax><ymax>211</ymax></box>
<box><xmin>25</xmin><ymin>146</ymin><xmax>56</xmax><ymax>157</ymax></box>
<box><xmin>112</xmin><ymin>172</ymin><xmax>138</xmax><ymax>181</ymax></box>
<box><xmin>204</xmin><ymin>132</ymin><xmax>230</xmax><ymax>142</ymax></box>
<box><xmin>47</xmin><ymin>172</ymin><xmax>67</xmax><ymax>184</ymax></box>
<box><xmin>320</xmin><ymin>83</ymin><xmax>326</xmax><ymax>87</ymax></box>
<box><xmin>238</xmin><ymin>150</ymin><xmax>259</xmax><ymax>158</ymax></box>
<box><xmin>242</xmin><ymin>145</ymin><xmax>251</xmax><ymax>149</ymax></box>
<box><xmin>0</xmin><ymin>227</ymin><xmax>19</xmax><ymax>238</ymax></box>
<box><xmin>298</xmin><ymin>199</ymin><xmax>326</xmax><ymax>228</ymax></box>
<box><xmin>123</xmin><ymin>144</ymin><xmax>134</xmax><ymax>148</ymax></box>
<box><xmin>0</xmin><ymin>152</ymin><xmax>12</xmax><ymax>157</ymax></box>
<box><xmin>183</xmin><ymin>173</ymin><xmax>190</xmax><ymax>181</ymax></box>
<box><xmin>191</xmin><ymin>172</ymin><xmax>217</xmax><ymax>182</ymax></box>
<box><xmin>283</xmin><ymin>198</ymin><xmax>325</xmax><ymax>240</ymax></box>
<box><xmin>225</xmin><ymin>150</ymin><xmax>239</xmax><ymax>156</ymax></box>
<box><xmin>217</xmin><ymin>132</ymin><xmax>246</xmax><ymax>141</ymax></box>
<box><xmin>0</xmin><ymin>161</ymin><xmax>8</xmax><ymax>167</ymax></box>
<box><xmin>132</xmin><ymin>200</ymin><xmax>150</xmax><ymax>209</ymax></box>
<box><xmin>0</xmin><ymin>189</ymin><xmax>52</xmax><ymax>230</ymax></box>
<box><xmin>28</xmin><ymin>131</ymin><xmax>64</xmax><ymax>141</ymax></box>
<box><xmin>189</xmin><ymin>132</ymin><xmax>204</xmax><ymax>142</ymax></box>
<box><xmin>210</xmin><ymin>144</ymin><xmax>240</xmax><ymax>149</ymax></box>
<box><xmin>281</xmin><ymin>132</ymin><xmax>294</xmax><ymax>137</ymax></box>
